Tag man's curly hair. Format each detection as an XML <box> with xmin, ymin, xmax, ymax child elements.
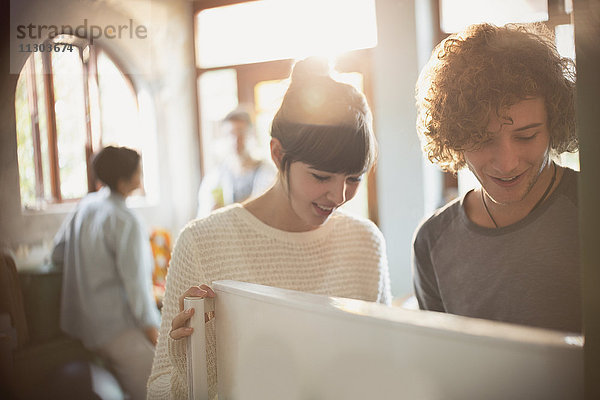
<box><xmin>415</xmin><ymin>23</ymin><xmax>577</xmax><ymax>173</ymax></box>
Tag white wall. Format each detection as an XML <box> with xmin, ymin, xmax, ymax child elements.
<box><xmin>373</xmin><ymin>0</ymin><xmax>425</xmax><ymax>297</ymax></box>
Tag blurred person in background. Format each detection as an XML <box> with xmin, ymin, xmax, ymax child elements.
<box><xmin>52</xmin><ymin>146</ymin><xmax>160</xmax><ymax>400</ymax></box>
<box><xmin>197</xmin><ymin>108</ymin><xmax>277</xmax><ymax>218</ymax></box>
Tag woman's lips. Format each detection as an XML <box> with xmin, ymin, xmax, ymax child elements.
<box><xmin>313</xmin><ymin>203</ymin><xmax>334</xmax><ymax>216</ymax></box>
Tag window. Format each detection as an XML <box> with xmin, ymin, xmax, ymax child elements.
<box><xmin>195</xmin><ymin>0</ymin><xmax>378</xmax><ymax>68</ymax></box>
<box><xmin>440</xmin><ymin>0</ymin><xmax>549</xmax><ymax>33</ymax></box>
<box><xmin>15</xmin><ymin>36</ymin><xmax>156</xmax><ymax>210</ymax></box>
<box><xmin>194</xmin><ymin>1</ymin><xmax>379</xmax><ymax>222</ymax></box>
<box><xmin>197</xmin><ymin>68</ymin><xmax>239</xmax><ymax>173</ymax></box>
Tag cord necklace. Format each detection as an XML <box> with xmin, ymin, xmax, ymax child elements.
<box><xmin>482</xmin><ymin>162</ymin><xmax>557</xmax><ymax>228</ymax></box>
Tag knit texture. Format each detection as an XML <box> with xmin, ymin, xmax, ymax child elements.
<box><xmin>147</xmin><ymin>204</ymin><xmax>391</xmax><ymax>399</ymax></box>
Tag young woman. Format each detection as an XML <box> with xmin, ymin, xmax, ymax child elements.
<box><xmin>147</xmin><ymin>58</ymin><xmax>391</xmax><ymax>399</ymax></box>
<box><xmin>52</xmin><ymin>146</ymin><xmax>160</xmax><ymax>400</ymax></box>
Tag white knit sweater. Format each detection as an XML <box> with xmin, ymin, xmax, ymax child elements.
<box><xmin>147</xmin><ymin>204</ymin><xmax>391</xmax><ymax>399</ymax></box>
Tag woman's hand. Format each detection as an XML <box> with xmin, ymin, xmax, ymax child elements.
<box><xmin>169</xmin><ymin>284</ymin><xmax>216</xmax><ymax>340</ymax></box>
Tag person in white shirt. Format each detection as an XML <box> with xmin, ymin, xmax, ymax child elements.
<box><xmin>197</xmin><ymin>108</ymin><xmax>277</xmax><ymax>218</ymax></box>
<box><xmin>52</xmin><ymin>146</ymin><xmax>160</xmax><ymax>400</ymax></box>
<box><xmin>148</xmin><ymin>58</ymin><xmax>391</xmax><ymax>399</ymax></box>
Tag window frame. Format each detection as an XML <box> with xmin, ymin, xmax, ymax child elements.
<box><xmin>17</xmin><ymin>37</ymin><xmax>140</xmax><ymax>209</ymax></box>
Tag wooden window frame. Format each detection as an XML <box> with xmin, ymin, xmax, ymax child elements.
<box><xmin>19</xmin><ymin>38</ymin><xmax>138</xmax><ymax>207</ymax></box>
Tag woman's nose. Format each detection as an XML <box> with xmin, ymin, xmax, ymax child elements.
<box><xmin>327</xmin><ymin>179</ymin><xmax>346</xmax><ymax>205</ymax></box>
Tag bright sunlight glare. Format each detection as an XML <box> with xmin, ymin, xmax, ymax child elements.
<box><xmin>196</xmin><ymin>0</ymin><xmax>378</xmax><ymax>68</ymax></box>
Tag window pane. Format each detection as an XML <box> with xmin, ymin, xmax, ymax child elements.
<box><xmin>196</xmin><ymin>0</ymin><xmax>378</xmax><ymax>68</ymax></box>
<box><xmin>33</xmin><ymin>52</ymin><xmax>52</xmax><ymax>201</ymax></box>
<box><xmin>136</xmin><ymin>89</ymin><xmax>160</xmax><ymax>203</ymax></box>
<box><xmin>198</xmin><ymin>69</ymin><xmax>238</xmax><ymax>172</ymax></box>
<box><xmin>15</xmin><ymin>61</ymin><xmax>36</xmax><ymax>208</ymax></box>
<box><xmin>97</xmin><ymin>50</ymin><xmax>159</xmax><ymax>201</ymax></box>
<box><xmin>440</xmin><ymin>0</ymin><xmax>548</xmax><ymax>33</ymax></box>
<box><xmin>254</xmin><ymin>78</ymin><xmax>288</xmax><ymax>161</ymax></box>
<box><xmin>555</xmin><ymin>24</ymin><xmax>575</xmax><ymax>62</ymax></box>
<box><xmin>554</xmin><ymin>23</ymin><xmax>579</xmax><ymax>171</ymax></box>
<box><xmin>16</xmin><ymin>42</ymin><xmax>154</xmax><ymax>208</ymax></box>
<box><xmin>88</xmin><ymin>51</ymin><xmax>102</xmax><ymax>153</ymax></box>
<box><xmin>52</xmin><ymin>50</ymin><xmax>88</xmax><ymax>199</ymax></box>
<box><xmin>564</xmin><ymin>0</ymin><xmax>573</xmax><ymax>14</ymax></box>
<box><xmin>97</xmin><ymin>51</ymin><xmax>140</xmax><ymax>149</ymax></box>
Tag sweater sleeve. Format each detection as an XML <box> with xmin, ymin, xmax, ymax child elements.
<box><xmin>374</xmin><ymin>227</ymin><xmax>392</xmax><ymax>306</ymax></box>
<box><xmin>148</xmin><ymin>223</ymin><xmax>205</xmax><ymax>399</ymax></box>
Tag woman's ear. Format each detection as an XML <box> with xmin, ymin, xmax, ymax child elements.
<box><xmin>115</xmin><ymin>178</ymin><xmax>128</xmax><ymax>197</ymax></box>
<box><xmin>270</xmin><ymin>138</ymin><xmax>284</xmax><ymax>169</ymax></box>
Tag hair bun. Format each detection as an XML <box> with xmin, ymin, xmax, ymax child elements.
<box><xmin>92</xmin><ymin>146</ymin><xmax>140</xmax><ymax>190</ymax></box>
<box><xmin>290</xmin><ymin>57</ymin><xmax>331</xmax><ymax>84</ymax></box>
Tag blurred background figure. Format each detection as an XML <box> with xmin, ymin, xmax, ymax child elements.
<box><xmin>51</xmin><ymin>146</ymin><xmax>161</xmax><ymax>400</ymax></box>
<box><xmin>197</xmin><ymin>108</ymin><xmax>277</xmax><ymax>218</ymax></box>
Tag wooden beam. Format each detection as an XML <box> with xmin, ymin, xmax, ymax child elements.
<box><xmin>25</xmin><ymin>56</ymin><xmax>44</xmax><ymax>201</ymax></box>
<box><xmin>573</xmin><ymin>1</ymin><xmax>600</xmax><ymax>399</ymax></box>
<box><xmin>41</xmin><ymin>49</ymin><xmax>60</xmax><ymax>202</ymax></box>
<box><xmin>80</xmin><ymin>46</ymin><xmax>95</xmax><ymax>193</ymax></box>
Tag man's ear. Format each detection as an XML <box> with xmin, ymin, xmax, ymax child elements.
<box><xmin>270</xmin><ymin>138</ymin><xmax>284</xmax><ymax>169</ymax></box>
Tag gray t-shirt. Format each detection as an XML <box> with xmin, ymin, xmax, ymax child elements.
<box><xmin>412</xmin><ymin>168</ymin><xmax>581</xmax><ymax>333</ymax></box>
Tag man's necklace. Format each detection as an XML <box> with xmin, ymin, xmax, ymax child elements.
<box><xmin>481</xmin><ymin>162</ymin><xmax>557</xmax><ymax>229</ymax></box>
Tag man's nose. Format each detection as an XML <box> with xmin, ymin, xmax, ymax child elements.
<box><xmin>491</xmin><ymin>139</ymin><xmax>519</xmax><ymax>174</ymax></box>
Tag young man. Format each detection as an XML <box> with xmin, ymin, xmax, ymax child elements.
<box><xmin>412</xmin><ymin>23</ymin><xmax>581</xmax><ymax>333</ymax></box>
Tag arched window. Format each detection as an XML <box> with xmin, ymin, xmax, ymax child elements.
<box><xmin>15</xmin><ymin>36</ymin><xmax>155</xmax><ymax>210</ymax></box>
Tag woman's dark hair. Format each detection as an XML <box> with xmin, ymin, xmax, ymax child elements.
<box><xmin>92</xmin><ymin>146</ymin><xmax>141</xmax><ymax>191</ymax></box>
<box><xmin>271</xmin><ymin>57</ymin><xmax>376</xmax><ymax>179</ymax></box>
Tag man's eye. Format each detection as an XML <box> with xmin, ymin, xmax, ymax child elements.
<box><xmin>347</xmin><ymin>176</ymin><xmax>362</xmax><ymax>183</ymax></box>
<box><xmin>312</xmin><ymin>173</ymin><xmax>329</xmax><ymax>181</ymax></box>
<box><xmin>517</xmin><ymin>133</ymin><xmax>538</xmax><ymax>141</ymax></box>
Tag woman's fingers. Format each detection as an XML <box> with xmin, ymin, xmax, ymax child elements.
<box><xmin>199</xmin><ymin>284</ymin><xmax>216</xmax><ymax>298</ymax></box>
<box><xmin>178</xmin><ymin>285</ymin><xmax>208</xmax><ymax>311</ymax></box>
<box><xmin>172</xmin><ymin>307</ymin><xmax>195</xmax><ymax>330</ymax></box>
<box><xmin>169</xmin><ymin>326</ymin><xmax>194</xmax><ymax>340</ymax></box>
<box><xmin>171</xmin><ymin>284</ymin><xmax>217</xmax><ymax>340</ymax></box>
<box><xmin>169</xmin><ymin>308</ymin><xmax>195</xmax><ymax>340</ymax></box>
